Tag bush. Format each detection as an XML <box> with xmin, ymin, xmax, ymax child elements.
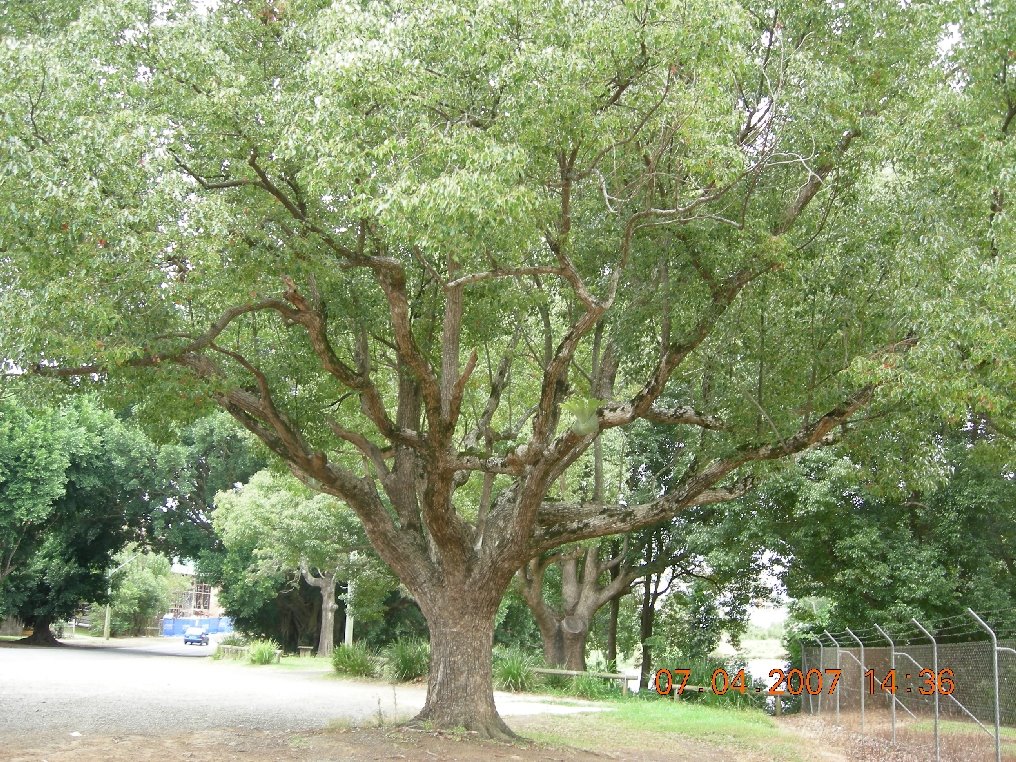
<box><xmin>331</xmin><ymin>643</ymin><xmax>379</xmax><ymax>678</ymax></box>
<box><xmin>493</xmin><ymin>646</ymin><xmax>539</xmax><ymax>692</ymax></box>
<box><xmin>570</xmin><ymin>672</ymin><xmax>622</xmax><ymax>700</ymax></box>
<box><xmin>248</xmin><ymin>638</ymin><xmax>281</xmax><ymax>665</ymax></box>
<box><xmin>384</xmin><ymin>638</ymin><xmax>429</xmax><ymax>682</ymax></box>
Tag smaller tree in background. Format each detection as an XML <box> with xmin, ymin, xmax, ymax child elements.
<box><xmin>96</xmin><ymin>547</ymin><xmax>188</xmax><ymax>637</ymax></box>
<box><xmin>3</xmin><ymin>398</ymin><xmax>159</xmax><ymax>643</ymax></box>
<box><xmin>213</xmin><ymin>470</ymin><xmax>396</xmax><ymax>657</ymax></box>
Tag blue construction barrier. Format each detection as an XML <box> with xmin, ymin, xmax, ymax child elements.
<box><xmin>161</xmin><ymin>616</ymin><xmax>233</xmax><ymax>637</ymax></box>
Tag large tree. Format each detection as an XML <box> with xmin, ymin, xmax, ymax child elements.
<box><xmin>2</xmin><ymin>0</ymin><xmax>1010</xmax><ymax>736</ymax></box>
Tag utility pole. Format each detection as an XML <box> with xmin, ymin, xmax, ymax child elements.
<box><xmin>344</xmin><ymin>551</ymin><xmax>357</xmax><ymax>647</ymax></box>
<box><xmin>344</xmin><ymin>576</ymin><xmax>355</xmax><ymax>647</ymax></box>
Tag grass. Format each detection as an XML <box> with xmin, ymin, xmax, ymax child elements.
<box><xmin>492</xmin><ymin>647</ymin><xmax>539</xmax><ymax>692</ymax></box>
<box><xmin>910</xmin><ymin>715</ymin><xmax>1016</xmax><ymax>754</ymax></box>
<box><xmin>909</xmin><ymin>718</ymin><xmax>1016</xmax><ymax>738</ymax></box>
<box><xmin>520</xmin><ymin>698</ymin><xmax>812</xmax><ymax>761</ymax></box>
<box><xmin>276</xmin><ymin>654</ymin><xmax>335</xmax><ymax>670</ymax></box>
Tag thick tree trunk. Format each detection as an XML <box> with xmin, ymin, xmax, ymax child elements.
<box><xmin>535</xmin><ymin>613</ymin><xmax>589</xmax><ymax>670</ymax></box>
<box><xmin>301</xmin><ymin>567</ymin><xmax>339</xmax><ymax>657</ymax></box>
<box><xmin>562</xmin><ymin>616</ymin><xmax>588</xmax><ymax>671</ymax></box>
<box><xmin>20</xmin><ymin>616</ymin><xmax>61</xmax><ymax>646</ymax></box>
<box><xmin>413</xmin><ymin>602</ymin><xmax>512</xmax><ymax>739</ymax></box>
<box><xmin>537</xmin><ymin>620</ymin><xmax>565</xmax><ymax>667</ymax></box>
<box><xmin>317</xmin><ymin>576</ymin><xmax>337</xmax><ymax>658</ymax></box>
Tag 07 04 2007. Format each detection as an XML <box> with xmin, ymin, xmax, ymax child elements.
<box><xmin>654</xmin><ymin>667</ymin><xmax>843</xmax><ymax>696</ymax></box>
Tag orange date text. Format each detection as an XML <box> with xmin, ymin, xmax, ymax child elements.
<box><xmin>655</xmin><ymin>667</ymin><xmax>844</xmax><ymax>696</ymax></box>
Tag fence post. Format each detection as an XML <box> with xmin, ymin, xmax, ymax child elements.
<box><xmin>825</xmin><ymin>630</ymin><xmax>842</xmax><ymax>725</ymax></box>
<box><xmin>816</xmin><ymin>634</ymin><xmax>825</xmax><ymax>716</ymax></box>
<box><xmin>914</xmin><ymin>621</ymin><xmax>942</xmax><ymax>762</ymax></box>
<box><xmin>874</xmin><ymin>623</ymin><xmax>896</xmax><ymax>746</ymax></box>
<box><xmin>968</xmin><ymin>608</ymin><xmax>1002</xmax><ymax>762</ymax></box>
<box><xmin>799</xmin><ymin>638</ymin><xmax>808</xmax><ymax>716</ymax></box>
<box><xmin>847</xmin><ymin>628</ymin><xmax>865</xmax><ymax>737</ymax></box>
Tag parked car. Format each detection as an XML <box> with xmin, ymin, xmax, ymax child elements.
<box><xmin>183</xmin><ymin>626</ymin><xmax>209</xmax><ymax>646</ymax></box>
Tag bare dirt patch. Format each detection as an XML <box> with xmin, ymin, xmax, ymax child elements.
<box><xmin>2</xmin><ymin>727</ymin><xmax>604</xmax><ymax>762</ymax></box>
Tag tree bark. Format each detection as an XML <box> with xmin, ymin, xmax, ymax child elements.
<box><xmin>606</xmin><ymin>594</ymin><xmax>620</xmax><ymax>670</ymax></box>
<box><xmin>561</xmin><ymin>615</ymin><xmax>589</xmax><ymax>671</ymax></box>
<box><xmin>536</xmin><ymin>617</ymin><xmax>565</xmax><ymax>667</ymax></box>
<box><xmin>413</xmin><ymin>597</ymin><xmax>512</xmax><ymax>740</ymax></box>
<box><xmin>317</xmin><ymin>576</ymin><xmax>337</xmax><ymax>657</ymax></box>
<box><xmin>638</xmin><ymin>575</ymin><xmax>656</xmax><ymax>690</ymax></box>
<box><xmin>301</xmin><ymin>566</ymin><xmax>338</xmax><ymax>658</ymax></box>
<box><xmin>20</xmin><ymin>615</ymin><xmax>61</xmax><ymax>646</ymax></box>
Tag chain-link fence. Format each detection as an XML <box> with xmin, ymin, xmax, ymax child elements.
<box><xmin>800</xmin><ymin>609</ymin><xmax>1016</xmax><ymax>761</ymax></box>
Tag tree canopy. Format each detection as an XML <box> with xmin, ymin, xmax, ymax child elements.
<box><xmin>2</xmin><ymin>0</ymin><xmax>1013</xmax><ymax>736</ymax></box>
<box><xmin>0</xmin><ymin>396</ymin><xmax>159</xmax><ymax>639</ymax></box>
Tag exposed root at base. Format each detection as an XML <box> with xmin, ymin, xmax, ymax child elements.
<box><xmin>18</xmin><ymin>631</ymin><xmax>64</xmax><ymax>647</ymax></box>
<box><xmin>406</xmin><ymin>710</ymin><xmax>518</xmax><ymax>742</ymax></box>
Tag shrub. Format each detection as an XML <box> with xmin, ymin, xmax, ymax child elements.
<box><xmin>248</xmin><ymin>638</ymin><xmax>281</xmax><ymax>665</ymax></box>
<box><xmin>331</xmin><ymin>643</ymin><xmax>379</xmax><ymax>678</ymax></box>
<box><xmin>493</xmin><ymin>646</ymin><xmax>539</xmax><ymax>692</ymax></box>
<box><xmin>570</xmin><ymin>672</ymin><xmax>622</xmax><ymax>700</ymax></box>
<box><xmin>384</xmin><ymin>638</ymin><xmax>429</xmax><ymax>682</ymax></box>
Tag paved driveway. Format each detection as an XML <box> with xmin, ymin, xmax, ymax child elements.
<box><xmin>0</xmin><ymin>638</ymin><xmax>598</xmax><ymax>742</ymax></box>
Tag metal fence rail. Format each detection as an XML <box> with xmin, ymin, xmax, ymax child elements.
<box><xmin>801</xmin><ymin>609</ymin><xmax>1016</xmax><ymax>762</ymax></box>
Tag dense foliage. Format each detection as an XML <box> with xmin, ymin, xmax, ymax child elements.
<box><xmin>95</xmin><ymin>547</ymin><xmax>187</xmax><ymax>636</ymax></box>
<box><xmin>2</xmin><ymin>0</ymin><xmax>1012</xmax><ymax>735</ymax></box>
<box><xmin>0</xmin><ymin>396</ymin><xmax>159</xmax><ymax>637</ymax></box>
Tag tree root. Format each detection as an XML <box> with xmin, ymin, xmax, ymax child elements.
<box><xmin>406</xmin><ymin>710</ymin><xmax>518</xmax><ymax>742</ymax></box>
<box><xmin>18</xmin><ymin>626</ymin><xmax>63</xmax><ymax>647</ymax></box>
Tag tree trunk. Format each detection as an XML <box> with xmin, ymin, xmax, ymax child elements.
<box><xmin>561</xmin><ymin>615</ymin><xmax>588</xmax><ymax>671</ymax></box>
<box><xmin>534</xmin><ymin>612</ymin><xmax>590</xmax><ymax>670</ymax></box>
<box><xmin>537</xmin><ymin>619</ymin><xmax>565</xmax><ymax>667</ymax></box>
<box><xmin>20</xmin><ymin>615</ymin><xmax>61</xmax><ymax>646</ymax></box>
<box><xmin>413</xmin><ymin>601</ymin><xmax>513</xmax><ymax>740</ymax></box>
<box><xmin>317</xmin><ymin>576</ymin><xmax>337</xmax><ymax>658</ymax></box>
<box><xmin>638</xmin><ymin>576</ymin><xmax>656</xmax><ymax>690</ymax></box>
<box><xmin>606</xmin><ymin>594</ymin><xmax>620</xmax><ymax>670</ymax></box>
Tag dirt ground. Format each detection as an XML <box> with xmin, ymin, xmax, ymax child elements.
<box><xmin>0</xmin><ymin>710</ymin><xmax>867</xmax><ymax>762</ymax></box>
<box><xmin>0</xmin><ymin>640</ymin><xmax>860</xmax><ymax>761</ymax></box>
<box><xmin>0</xmin><ymin>724</ymin><xmax>758</xmax><ymax>762</ymax></box>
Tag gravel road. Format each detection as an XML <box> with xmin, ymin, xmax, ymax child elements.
<box><xmin>0</xmin><ymin>637</ymin><xmax>599</xmax><ymax>743</ymax></box>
